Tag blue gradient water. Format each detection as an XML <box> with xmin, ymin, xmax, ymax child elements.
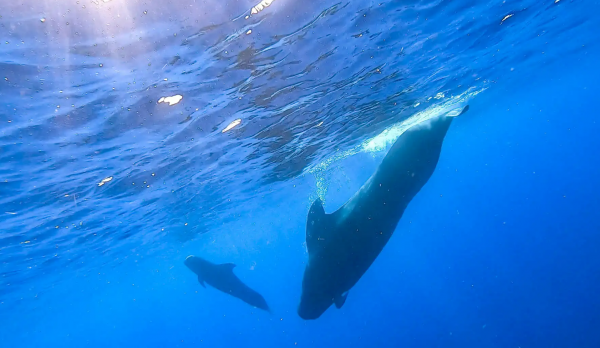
<box><xmin>1</xmin><ymin>0</ymin><xmax>599</xmax><ymax>347</ymax></box>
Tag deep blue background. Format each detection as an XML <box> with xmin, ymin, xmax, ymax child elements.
<box><xmin>2</xmin><ymin>42</ymin><xmax>599</xmax><ymax>348</ymax></box>
<box><xmin>1</xmin><ymin>0</ymin><xmax>600</xmax><ymax>347</ymax></box>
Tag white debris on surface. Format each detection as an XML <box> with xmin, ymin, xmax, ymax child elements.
<box><xmin>158</xmin><ymin>95</ymin><xmax>183</xmax><ymax>106</ymax></box>
<box><xmin>250</xmin><ymin>0</ymin><xmax>274</xmax><ymax>15</ymax></box>
<box><xmin>222</xmin><ymin>119</ymin><xmax>242</xmax><ymax>133</ymax></box>
<box><xmin>98</xmin><ymin>177</ymin><xmax>113</xmax><ymax>187</ymax></box>
<box><xmin>501</xmin><ymin>14</ymin><xmax>514</xmax><ymax>24</ymax></box>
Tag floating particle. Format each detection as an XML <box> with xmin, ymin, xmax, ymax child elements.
<box><xmin>222</xmin><ymin>119</ymin><xmax>242</xmax><ymax>133</ymax></box>
<box><xmin>246</xmin><ymin>30</ymin><xmax>252</xmax><ymax>35</ymax></box>
<box><xmin>157</xmin><ymin>95</ymin><xmax>183</xmax><ymax>106</ymax></box>
<box><xmin>40</xmin><ymin>18</ymin><xmax>46</xmax><ymax>23</ymax></box>
<box><xmin>98</xmin><ymin>176</ymin><xmax>113</xmax><ymax>187</ymax></box>
<box><xmin>501</xmin><ymin>14</ymin><xmax>514</xmax><ymax>24</ymax></box>
<box><xmin>20</xmin><ymin>241</ymin><xmax>31</xmax><ymax>244</ymax></box>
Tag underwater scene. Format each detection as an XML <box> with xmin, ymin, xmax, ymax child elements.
<box><xmin>1</xmin><ymin>0</ymin><xmax>599</xmax><ymax>347</ymax></box>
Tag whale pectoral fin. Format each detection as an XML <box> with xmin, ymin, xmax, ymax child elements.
<box><xmin>197</xmin><ymin>276</ymin><xmax>206</xmax><ymax>288</ymax></box>
<box><xmin>306</xmin><ymin>198</ymin><xmax>330</xmax><ymax>254</ymax></box>
<box><xmin>334</xmin><ymin>292</ymin><xmax>348</xmax><ymax>309</ymax></box>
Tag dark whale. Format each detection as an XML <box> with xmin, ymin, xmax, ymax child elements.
<box><xmin>298</xmin><ymin>106</ymin><xmax>468</xmax><ymax>320</ymax></box>
<box><xmin>184</xmin><ymin>255</ymin><xmax>270</xmax><ymax>312</ymax></box>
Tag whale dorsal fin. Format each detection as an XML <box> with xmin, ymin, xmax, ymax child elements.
<box><xmin>218</xmin><ymin>263</ymin><xmax>236</xmax><ymax>272</ymax></box>
<box><xmin>306</xmin><ymin>198</ymin><xmax>331</xmax><ymax>254</ymax></box>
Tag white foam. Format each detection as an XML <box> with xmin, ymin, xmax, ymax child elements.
<box><xmin>308</xmin><ymin>86</ymin><xmax>487</xmax><ymax>200</ymax></box>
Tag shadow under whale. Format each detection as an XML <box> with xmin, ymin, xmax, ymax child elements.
<box><xmin>298</xmin><ymin>106</ymin><xmax>468</xmax><ymax>320</ymax></box>
<box><xmin>184</xmin><ymin>255</ymin><xmax>270</xmax><ymax>312</ymax></box>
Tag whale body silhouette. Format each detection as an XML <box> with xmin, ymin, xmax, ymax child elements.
<box><xmin>298</xmin><ymin>107</ymin><xmax>468</xmax><ymax>320</ymax></box>
<box><xmin>185</xmin><ymin>255</ymin><xmax>270</xmax><ymax>312</ymax></box>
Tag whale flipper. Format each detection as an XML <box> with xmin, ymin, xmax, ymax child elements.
<box><xmin>197</xmin><ymin>276</ymin><xmax>206</xmax><ymax>288</ymax></box>
<box><xmin>334</xmin><ymin>292</ymin><xmax>348</xmax><ymax>309</ymax></box>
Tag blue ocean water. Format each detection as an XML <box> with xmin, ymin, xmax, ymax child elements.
<box><xmin>1</xmin><ymin>0</ymin><xmax>599</xmax><ymax>346</ymax></box>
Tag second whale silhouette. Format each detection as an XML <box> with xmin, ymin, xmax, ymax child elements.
<box><xmin>185</xmin><ymin>255</ymin><xmax>270</xmax><ymax>312</ymax></box>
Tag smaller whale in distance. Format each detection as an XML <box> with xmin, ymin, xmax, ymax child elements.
<box><xmin>184</xmin><ymin>255</ymin><xmax>270</xmax><ymax>312</ymax></box>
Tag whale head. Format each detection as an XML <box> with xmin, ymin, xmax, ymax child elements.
<box><xmin>297</xmin><ymin>289</ymin><xmax>333</xmax><ymax>320</ymax></box>
<box><xmin>184</xmin><ymin>255</ymin><xmax>208</xmax><ymax>274</ymax></box>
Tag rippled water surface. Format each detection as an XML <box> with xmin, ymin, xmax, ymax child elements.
<box><xmin>1</xmin><ymin>0</ymin><xmax>599</xmax><ymax>345</ymax></box>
